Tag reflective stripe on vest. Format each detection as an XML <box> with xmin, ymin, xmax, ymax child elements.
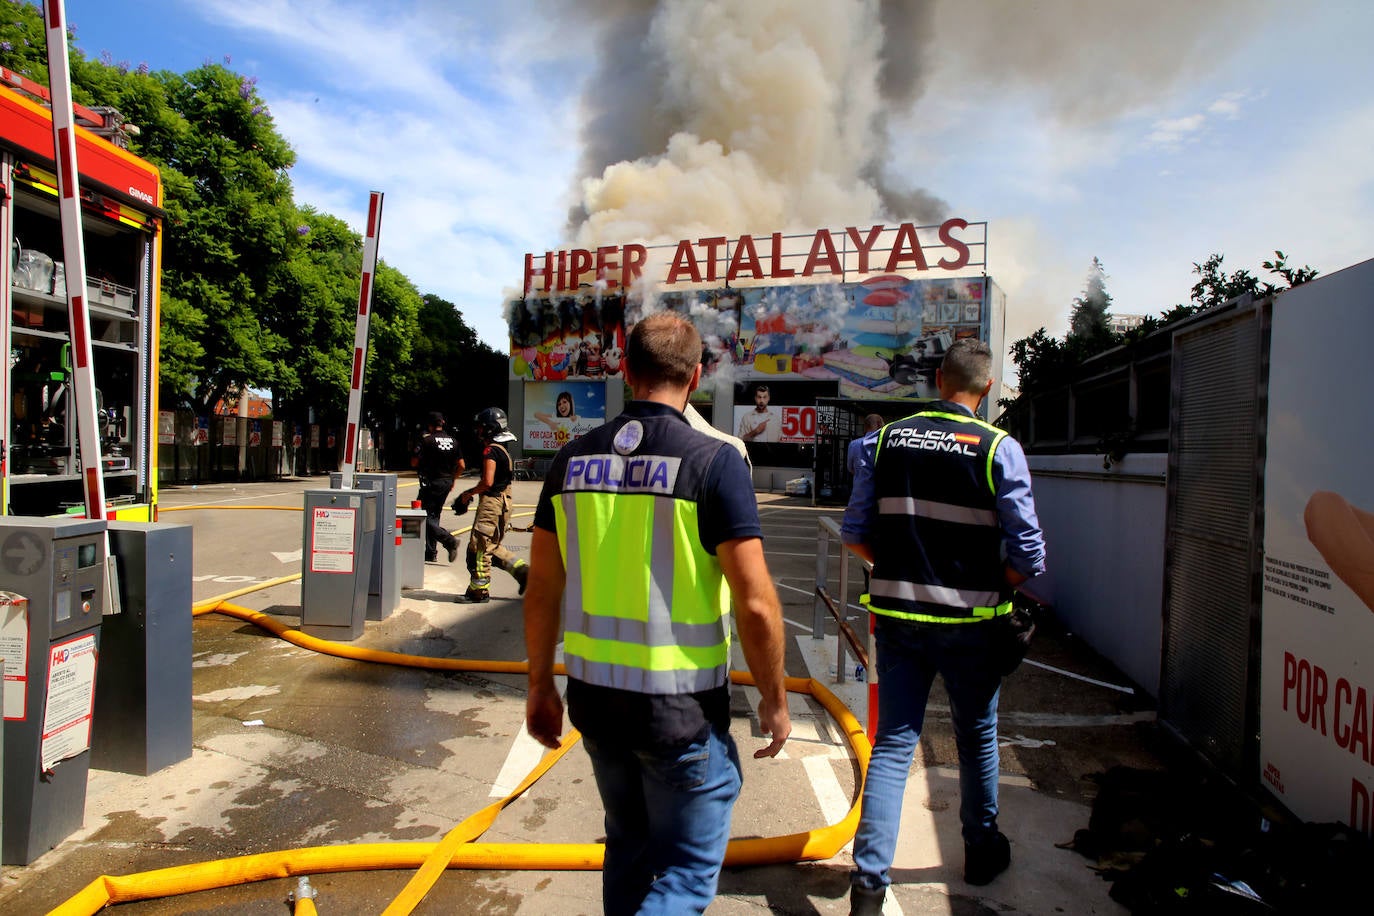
<box><xmin>863</xmin><ymin>587</ymin><xmax>1012</xmax><ymax>622</ymax></box>
<box><xmin>877</xmin><ymin>496</ymin><xmax>998</xmax><ymax>527</ymax></box>
<box><xmin>556</xmin><ymin>482</ymin><xmax>730</xmax><ymax>695</ymax></box>
<box><xmin>867</xmin><ymin>408</ymin><xmax>1010</xmax><ymax>624</ymax></box>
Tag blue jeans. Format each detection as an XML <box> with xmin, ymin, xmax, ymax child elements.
<box><xmin>583</xmin><ymin>724</ymin><xmax>743</xmax><ymax>915</ymax></box>
<box><xmin>852</xmin><ymin>615</ymin><xmax>1003</xmax><ymax>890</ymax></box>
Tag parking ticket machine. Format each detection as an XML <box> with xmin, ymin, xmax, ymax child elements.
<box><xmin>0</xmin><ymin>516</ymin><xmax>106</xmax><ymax>865</ymax></box>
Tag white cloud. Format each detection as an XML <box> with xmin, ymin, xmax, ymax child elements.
<box><xmin>1147</xmin><ymin>113</ymin><xmax>1206</xmax><ymax>147</ymax></box>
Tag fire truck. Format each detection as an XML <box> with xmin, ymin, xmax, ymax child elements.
<box><xmin>1</xmin><ymin>65</ymin><xmax>162</xmax><ymax>518</ymax></box>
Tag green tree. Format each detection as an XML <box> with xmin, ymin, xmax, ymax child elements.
<box><xmin>1068</xmin><ymin>256</ymin><xmax>1113</xmax><ymax>345</ymax></box>
<box><xmin>404</xmin><ymin>293</ymin><xmax>508</xmax><ymax>430</ymax></box>
<box><xmin>145</xmin><ymin>64</ymin><xmax>298</xmax><ymax>415</ymax></box>
<box><xmin>0</xmin><ymin>10</ymin><xmax>493</xmax><ymax>442</ymax></box>
<box><xmin>1007</xmin><ymin>250</ymin><xmax>1319</xmax><ymax>403</ymax></box>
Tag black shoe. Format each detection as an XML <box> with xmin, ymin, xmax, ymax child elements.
<box><xmin>446</xmin><ymin>542</ymin><xmax>459</xmax><ymax>563</ymax></box>
<box><xmin>964</xmin><ymin>831</ymin><xmax>1010</xmax><ymax>886</ymax></box>
<box><xmin>464</xmin><ymin>587</ymin><xmax>490</xmax><ymax>603</ymax></box>
<box><xmin>424</xmin><ymin>554</ymin><xmax>438</xmax><ymax>563</ymax></box>
<box><xmin>849</xmin><ymin>882</ymin><xmax>885</xmax><ymax>915</ymax></box>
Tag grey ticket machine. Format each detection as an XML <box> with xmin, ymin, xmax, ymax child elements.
<box><xmin>329</xmin><ymin>472</ymin><xmax>399</xmax><ymax>620</ymax></box>
<box><xmin>90</xmin><ymin>521</ymin><xmax>194</xmax><ymax>776</ymax></box>
<box><xmin>0</xmin><ymin>516</ymin><xmax>106</xmax><ymax>865</ymax></box>
<box><xmin>397</xmin><ymin>506</ymin><xmax>428</xmax><ymax>589</ymax></box>
<box><xmin>300</xmin><ymin>488</ymin><xmax>376</xmax><ymax>641</ymax></box>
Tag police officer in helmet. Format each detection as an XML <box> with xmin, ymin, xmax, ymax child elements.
<box><xmin>454</xmin><ymin>407</ymin><xmax>529</xmax><ymax>601</ymax></box>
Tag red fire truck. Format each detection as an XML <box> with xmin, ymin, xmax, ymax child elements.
<box><xmin>1</xmin><ymin>65</ymin><xmax>163</xmax><ymax>518</ymax></box>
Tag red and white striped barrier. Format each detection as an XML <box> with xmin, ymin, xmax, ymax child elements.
<box><xmin>43</xmin><ymin>0</ymin><xmax>105</xmax><ymax>519</ymax></box>
<box><xmin>339</xmin><ymin>191</ymin><xmax>384</xmax><ymax>489</ymax></box>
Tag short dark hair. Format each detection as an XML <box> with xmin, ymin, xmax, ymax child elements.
<box><xmin>754</xmin><ymin>384</ymin><xmax>769</xmax><ymax>394</ymax></box>
<box><xmin>940</xmin><ymin>338</ymin><xmax>993</xmax><ymax>394</ymax></box>
<box><xmin>627</xmin><ymin>312</ymin><xmax>702</xmax><ymax>388</ymax></box>
<box><xmin>427</xmin><ymin>411</ymin><xmax>445</xmax><ymax>427</ymax></box>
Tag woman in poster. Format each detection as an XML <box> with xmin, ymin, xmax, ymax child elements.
<box><xmin>535</xmin><ymin>390</ymin><xmax>583</xmax><ymax>447</ymax></box>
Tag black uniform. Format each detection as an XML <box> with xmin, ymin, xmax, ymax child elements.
<box><xmin>414</xmin><ymin>429</ymin><xmax>462</xmax><ymax>559</ymax></box>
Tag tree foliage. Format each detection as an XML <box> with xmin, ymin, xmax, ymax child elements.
<box><xmin>0</xmin><ymin>5</ymin><xmax>498</xmax><ymax>447</ymax></box>
<box><xmin>1068</xmin><ymin>256</ymin><xmax>1113</xmax><ymax>345</ymax></box>
<box><xmin>1005</xmin><ymin>251</ymin><xmax>1318</xmax><ymax>404</ymax></box>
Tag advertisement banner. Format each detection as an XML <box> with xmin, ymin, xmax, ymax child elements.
<box><xmin>1259</xmin><ymin>259</ymin><xmax>1374</xmax><ymax>836</ymax></box>
<box><xmin>736</xmin><ymin>276</ymin><xmax>986</xmax><ymax>398</ymax></box>
<box><xmin>509</xmin><ymin>295</ymin><xmax>629</xmax><ymax>382</ymax></box>
<box><xmin>509</xmin><ymin>277</ymin><xmax>987</xmax><ymax>404</ymax></box>
<box><xmin>524</xmin><ymin>381</ymin><xmax>607</xmax><ymax>452</ymax></box>
<box><xmin>732</xmin><ymin>379</ymin><xmax>835</xmax><ymax>446</ymax></box>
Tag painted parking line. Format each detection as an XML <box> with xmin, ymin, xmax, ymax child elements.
<box><xmin>490</xmin><ymin>647</ymin><xmax>567</xmax><ymax>797</ymax></box>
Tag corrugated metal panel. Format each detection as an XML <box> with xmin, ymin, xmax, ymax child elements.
<box><xmin>1161</xmin><ymin>308</ymin><xmax>1264</xmax><ymax>782</ymax></box>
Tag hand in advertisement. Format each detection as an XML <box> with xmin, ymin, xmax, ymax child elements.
<box><xmin>1304</xmin><ymin>491</ymin><xmax>1374</xmax><ymax>613</ymax></box>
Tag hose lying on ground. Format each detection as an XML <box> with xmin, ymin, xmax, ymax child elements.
<box><xmin>53</xmin><ymin>594</ymin><xmax>870</xmax><ymax>915</ymax></box>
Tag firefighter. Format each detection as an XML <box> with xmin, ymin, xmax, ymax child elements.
<box><xmin>454</xmin><ymin>407</ymin><xmax>529</xmax><ymax>602</ymax></box>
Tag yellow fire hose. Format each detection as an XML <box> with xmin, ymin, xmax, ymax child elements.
<box><xmin>52</xmin><ymin>508</ymin><xmax>871</xmax><ymax>914</ymax></box>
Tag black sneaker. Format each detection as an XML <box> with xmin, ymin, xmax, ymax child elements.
<box><xmin>964</xmin><ymin>831</ymin><xmax>1010</xmax><ymax>886</ymax></box>
<box><xmin>446</xmin><ymin>542</ymin><xmax>459</xmax><ymax>563</ymax></box>
<box><xmin>424</xmin><ymin>554</ymin><xmax>438</xmax><ymax>563</ymax></box>
<box><xmin>849</xmin><ymin>882</ymin><xmax>885</xmax><ymax>915</ymax></box>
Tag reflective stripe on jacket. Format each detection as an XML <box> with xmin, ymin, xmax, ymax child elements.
<box><xmin>553</xmin><ymin>415</ymin><xmax>731</xmax><ymax>694</ymax></box>
<box><xmin>866</xmin><ymin>409</ymin><xmax>1012</xmax><ymax>623</ymax></box>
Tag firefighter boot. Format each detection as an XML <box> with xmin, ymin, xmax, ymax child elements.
<box><xmin>512</xmin><ymin>560</ymin><xmax>529</xmax><ymax>596</ymax></box>
<box><xmin>465</xmin><ymin>577</ymin><xmax>491</xmax><ymax>603</ymax></box>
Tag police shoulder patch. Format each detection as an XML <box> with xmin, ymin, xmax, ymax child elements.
<box><xmin>613</xmin><ymin>420</ymin><xmax>644</xmax><ymax>455</ymax></box>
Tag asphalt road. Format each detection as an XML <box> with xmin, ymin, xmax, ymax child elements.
<box><xmin>0</xmin><ymin>472</ymin><xmax>1164</xmax><ymax>914</ymax></box>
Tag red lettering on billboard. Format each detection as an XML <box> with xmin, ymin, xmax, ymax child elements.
<box><xmin>596</xmin><ymin>246</ymin><xmax>620</xmax><ymax>289</ymax></box>
<box><xmin>667</xmin><ymin>239</ymin><xmax>702</xmax><ymax>283</ymax></box>
<box><xmin>698</xmin><ymin>236</ymin><xmax>726</xmax><ymax>282</ymax></box>
<box><xmin>845</xmin><ymin>225</ymin><xmax>884</xmax><ymax>273</ymax></box>
<box><xmin>938</xmin><ymin>218</ymin><xmax>971</xmax><ymax>269</ymax></box>
<box><xmin>803</xmin><ymin>229</ymin><xmax>841</xmax><ymax>277</ymax></box>
<box><xmin>727</xmin><ymin>235</ymin><xmax>763</xmax><ymax>281</ymax></box>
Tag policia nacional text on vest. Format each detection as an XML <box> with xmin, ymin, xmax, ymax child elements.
<box><xmin>866</xmin><ymin>408</ymin><xmax>1014</xmax><ymax>623</ymax></box>
<box><xmin>551</xmin><ymin>408</ymin><xmax>733</xmax><ymax>696</ymax></box>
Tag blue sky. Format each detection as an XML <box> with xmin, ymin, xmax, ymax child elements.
<box><xmin>50</xmin><ymin>0</ymin><xmax>1374</xmax><ymax>354</ymax></box>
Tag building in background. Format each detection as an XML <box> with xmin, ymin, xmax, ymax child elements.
<box><xmin>506</xmin><ymin>220</ymin><xmax>1005</xmax><ymax>491</ymax></box>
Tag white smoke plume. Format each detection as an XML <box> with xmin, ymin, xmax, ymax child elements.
<box><xmin>555</xmin><ymin>0</ymin><xmax>1261</xmax><ymax>252</ymax></box>
<box><xmin>564</xmin><ymin>0</ymin><xmax>945</xmax><ymax>250</ymax></box>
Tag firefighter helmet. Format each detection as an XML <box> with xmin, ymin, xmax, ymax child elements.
<box><xmin>475</xmin><ymin>407</ymin><xmax>515</xmax><ymax>443</ymax></box>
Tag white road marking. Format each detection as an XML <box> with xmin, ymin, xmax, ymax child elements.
<box><xmin>490</xmin><ymin>647</ymin><xmax>567</xmax><ymax>797</ymax></box>
<box><xmin>272</xmin><ymin>549</ymin><xmax>303</xmax><ymax>563</ymax></box>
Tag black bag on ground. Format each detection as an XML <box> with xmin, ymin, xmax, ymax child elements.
<box><xmin>993</xmin><ymin>595</ymin><xmax>1038</xmax><ymax>676</ymax></box>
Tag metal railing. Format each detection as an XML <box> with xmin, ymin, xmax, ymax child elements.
<box><xmin>812</xmin><ymin>517</ymin><xmax>873</xmax><ymax>684</ymax></box>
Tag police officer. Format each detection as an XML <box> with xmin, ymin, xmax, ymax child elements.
<box><xmin>411</xmin><ymin>411</ymin><xmax>462</xmax><ymax>563</ymax></box>
<box><xmin>523</xmin><ymin>312</ymin><xmax>790</xmax><ymax>915</ymax></box>
<box><xmin>841</xmin><ymin>338</ymin><xmax>1047</xmax><ymax>911</ymax></box>
<box><xmin>453</xmin><ymin>407</ymin><xmax>528</xmax><ymax>602</ymax></box>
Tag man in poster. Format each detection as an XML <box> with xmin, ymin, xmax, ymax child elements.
<box><xmin>737</xmin><ymin>384</ymin><xmax>780</xmax><ymax>442</ymax></box>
